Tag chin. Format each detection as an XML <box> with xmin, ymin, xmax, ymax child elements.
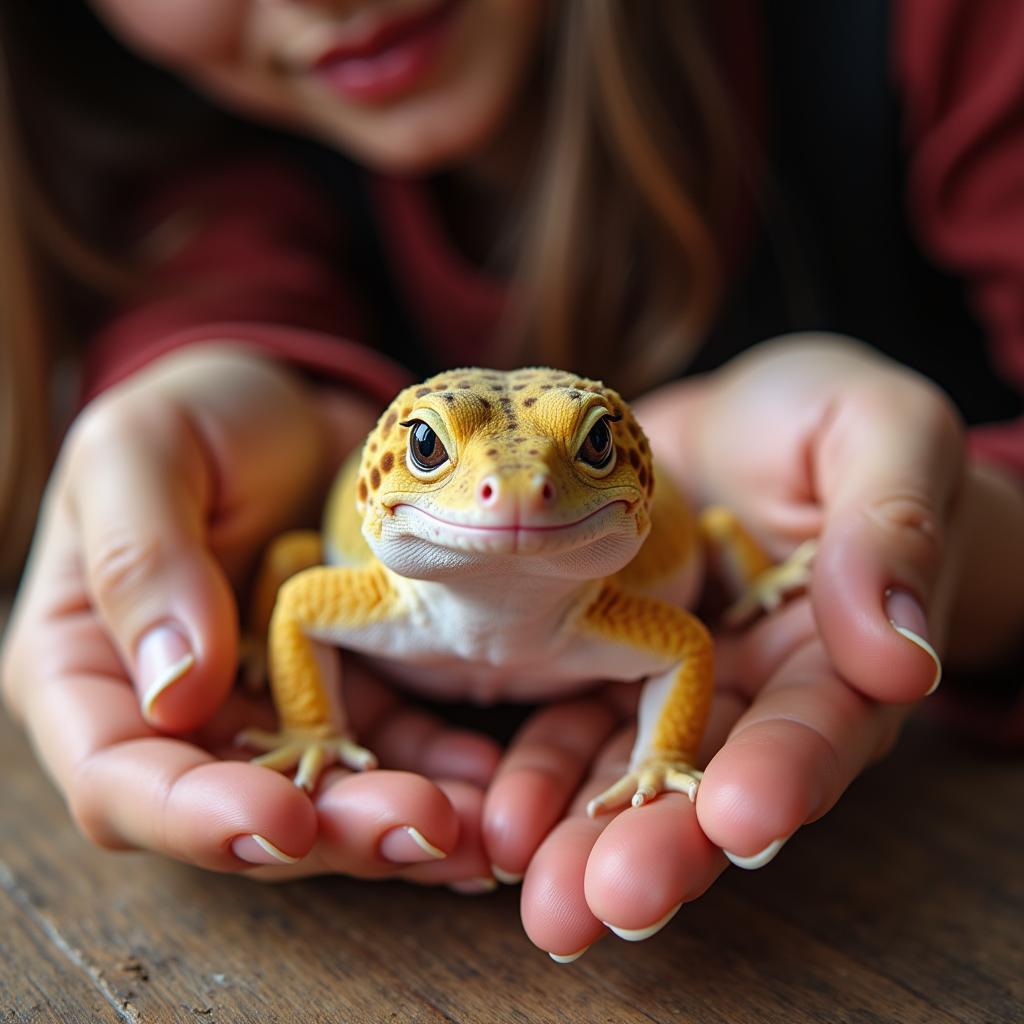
<box><xmin>369</xmin><ymin>515</ymin><xmax>648</xmax><ymax>583</ymax></box>
<box><xmin>312</xmin><ymin>116</ymin><xmax>490</xmax><ymax>177</ymax></box>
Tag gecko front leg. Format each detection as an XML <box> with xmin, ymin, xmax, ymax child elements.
<box><xmin>579</xmin><ymin>585</ymin><xmax>714</xmax><ymax>817</ymax></box>
<box><xmin>239</xmin><ymin>562</ymin><xmax>401</xmax><ymax>792</ymax></box>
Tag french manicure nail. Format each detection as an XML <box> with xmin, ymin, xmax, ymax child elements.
<box><xmin>724</xmin><ymin>835</ymin><xmax>789</xmax><ymax>870</ymax></box>
<box><xmin>137</xmin><ymin>624</ymin><xmax>194</xmax><ymax>720</ymax></box>
<box><xmin>603</xmin><ymin>902</ymin><xmax>682</xmax><ymax>941</ymax></box>
<box><xmin>231</xmin><ymin>834</ymin><xmax>300</xmax><ymax>865</ymax></box>
<box><xmin>491</xmin><ymin>864</ymin><xmax>524</xmax><ymax>885</ymax></box>
<box><xmin>549</xmin><ymin>945</ymin><xmax>590</xmax><ymax>964</ymax></box>
<box><xmin>885</xmin><ymin>588</ymin><xmax>942</xmax><ymax>695</ymax></box>
<box><xmin>379</xmin><ymin>826</ymin><xmax>447</xmax><ymax>864</ymax></box>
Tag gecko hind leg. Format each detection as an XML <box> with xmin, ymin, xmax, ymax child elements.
<box><xmin>723</xmin><ymin>538</ymin><xmax>818</xmax><ymax>627</ymax></box>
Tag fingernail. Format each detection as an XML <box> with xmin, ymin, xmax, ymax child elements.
<box><xmin>379</xmin><ymin>826</ymin><xmax>447</xmax><ymax>864</ymax></box>
<box><xmin>491</xmin><ymin>864</ymin><xmax>524</xmax><ymax>885</ymax></box>
<box><xmin>724</xmin><ymin>835</ymin><xmax>789</xmax><ymax>870</ymax></box>
<box><xmin>137</xmin><ymin>624</ymin><xmax>195</xmax><ymax>720</ymax></box>
<box><xmin>231</xmin><ymin>834</ymin><xmax>301</xmax><ymax>865</ymax></box>
<box><xmin>603</xmin><ymin>902</ymin><xmax>681</xmax><ymax>941</ymax></box>
<box><xmin>449</xmin><ymin>877</ymin><xmax>498</xmax><ymax>895</ymax></box>
<box><xmin>549</xmin><ymin>945</ymin><xmax>590</xmax><ymax>964</ymax></box>
<box><xmin>885</xmin><ymin>588</ymin><xmax>942</xmax><ymax>694</ymax></box>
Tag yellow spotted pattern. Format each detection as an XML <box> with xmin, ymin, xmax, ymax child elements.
<box><xmin>328</xmin><ymin>366</ymin><xmax>654</xmax><ymax>551</ymax></box>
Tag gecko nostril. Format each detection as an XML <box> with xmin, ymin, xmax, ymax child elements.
<box><xmin>533</xmin><ymin>474</ymin><xmax>556</xmax><ymax>506</ymax></box>
<box><xmin>478</xmin><ymin>476</ymin><xmax>498</xmax><ymax>505</ymax></box>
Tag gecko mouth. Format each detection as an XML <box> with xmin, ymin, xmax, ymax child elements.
<box><xmin>389</xmin><ymin>499</ymin><xmax>636</xmax><ymax>554</ymax></box>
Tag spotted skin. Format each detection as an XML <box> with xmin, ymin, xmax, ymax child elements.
<box><xmin>341</xmin><ymin>368</ymin><xmax>653</xmax><ymax>549</ymax></box>
<box><xmin>245</xmin><ymin>367</ymin><xmax>813</xmax><ymax>810</ymax></box>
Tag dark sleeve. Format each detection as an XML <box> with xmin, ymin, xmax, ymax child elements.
<box><xmin>81</xmin><ymin>157</ymin><xmax>410</xmax><ymax>406</ymax></box>
<box><xmin>895</xmin><ymin>0</ymin><xmax>1024</xmax><ymax>479</ymax></box>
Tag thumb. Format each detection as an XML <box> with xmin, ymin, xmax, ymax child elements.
<box><xmin>67</xmin><ymin>402</ymin><xmax>238</xmax><ymax>731</ymax></box>
<box><xmin>811</xmin><ymin>381</ymin><xmax>964</xmax><ymax>703</ymax></box>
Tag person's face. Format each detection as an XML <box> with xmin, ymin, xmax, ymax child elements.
<box><xmin>88</xmin><ymin>0</ymin><xmax>547</xmax><ymax>173</ymax></box>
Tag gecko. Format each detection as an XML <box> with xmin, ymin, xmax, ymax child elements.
<box><xmin>241</xmin><ymin>366</ymin><xmax>814</xmax><ymax>815</ymax></box>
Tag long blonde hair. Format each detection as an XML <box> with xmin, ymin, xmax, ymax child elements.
<box><xmin>0</xmin><ymin>2</ymin><xmax>734</xmax><ymax>576</ymax></box>
<box><xmin>519</xmin><ymin>2</ymin><xmax>735</xmax><ymax>395</ymax></box>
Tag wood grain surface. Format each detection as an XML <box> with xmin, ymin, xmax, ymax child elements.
<box><xmin>1</xmin><ymin>600</ymin><xmax>1022</xmax><ymax>1023</ymax></box>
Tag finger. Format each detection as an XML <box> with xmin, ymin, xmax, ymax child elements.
<box><xmin>66</xmin><ymin>399</ymin><xmax>237</xmax><ymax>730</ymax></box>
<box><xmin>584</xmin><ymin>796</ymin><xmax>724</xmax><ymax>939</ymax></box>
<box><xmin>520</xmin><ymin>727</ymin><xmax>634</xmax><ymax>960</ymax></box>
<box><xmin>520</xmin><ymin>815</ymin><xmax>610</xmax><ymax>961</ymax></box>
<box><xmin>697</xmin><ymin>639</ymin><xmax>906</xmax><ymax>868</ymax></box>
<box><xmin>311</xmin><ymin>770</ymin><xmax>462</xmax><ymax>878</ymax></box>
<box><xmin>404</xmin><ymin>779</ymin><xmax>493</xmax><ymax>891</ymax></box>
<box><xmin>79</xmin><ymin>746</ymin><xmax>319</xmax><ymax>870</ymax></box>
<box><xmin>24</xmin><ymin>657</ymin><xmax>315</xmax><ymax>869</ymax></box>
<box><xmin>812</xmin><ymin>379</ymin><xmax>964</xmax><ymax>702</ymax></box>
<box><xmin>248</xmin><ymin>776</ymin><xmax>492</xmax><ymax>887</ymax></box>
<box><xmin>483</xmin><ymin>697</ymin><xmax>620</xmax><ymax>883</ymax></box>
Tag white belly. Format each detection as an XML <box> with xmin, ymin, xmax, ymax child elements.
<box><xmin>307</xmin><ymin>597</ymin><xmax>672</xmax><ymax>705</ymax></box>
<box><xmin>358</xmin><ymin>644</ymin><xmax>656</xmax><ymax>705</ymax></box>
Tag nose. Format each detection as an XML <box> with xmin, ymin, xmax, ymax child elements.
<box><xmin>476</xmin><ymin>471</ymin><xmax>557</xmax><ymax>516</ymax></box>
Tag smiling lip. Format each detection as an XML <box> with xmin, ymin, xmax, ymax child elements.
<box><xmin>308</xmin><ymin>0</ymin><xmax>460</xmax><ymax>104</ymax></box>
<box><xmin>392</xmin><ymin>501</ymin><xmax>631</xmax><ymax>535</ymax></box>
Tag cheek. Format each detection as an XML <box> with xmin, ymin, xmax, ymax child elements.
<box><xmin>90</xmin><ymin>0</ymin><xmax>250</xmax><ymax>64</ymax></box>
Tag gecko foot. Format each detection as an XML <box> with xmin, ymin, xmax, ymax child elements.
<box><xmin>723</xmin><ymin>538</ymin><xmax>818</xmax><ymax>627</ymax></box>
<box><xmin>586</xmin><ymin>758</ymin><xmax>703</xmax><ymax>818</ymax></box>
<box><xmin>237</xmin><ymin>727</ymin><xmax>378</xmax><ymax>792</ymax></box>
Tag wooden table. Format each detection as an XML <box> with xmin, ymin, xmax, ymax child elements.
<box><xmin>2</xmin><ymin>612</ymin><xmax>1022</xmax><ymax>1022</ymax></box>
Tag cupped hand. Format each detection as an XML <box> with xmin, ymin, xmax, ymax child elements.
<box><xmin>1</xmin><ymin>344</ymin><xmax>499</xmax><ymax>881</ymax></box>
<box><xmin>486</xmin><ymin>335</ymin><xmax>984</xmax><ymax>958</ymax></box>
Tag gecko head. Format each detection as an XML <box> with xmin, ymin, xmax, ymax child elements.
<box><xmin>354</xmin><ymin>367</ymin><xmax>655</xmax><ymax>580</ymax></box>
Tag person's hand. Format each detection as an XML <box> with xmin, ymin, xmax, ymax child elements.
<box><xmin>484</xmin><ymin>335</ymin><xmax>1012</xmax><ymax>960</ymax></box>
<box><xmin>1</xmin><ymin>344</ymin><xmax>499</xmax><ymax>882</ymax></box>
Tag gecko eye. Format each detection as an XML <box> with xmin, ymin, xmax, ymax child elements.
<box><xmin>577</xmin><ymin>416</ymin><xmax>615</xmax><ymax>469</ymax></box>
<box><xmin>402</xmin><ymin>420</ymin><xmax>450</xmax><ymax>471</ymax></box>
